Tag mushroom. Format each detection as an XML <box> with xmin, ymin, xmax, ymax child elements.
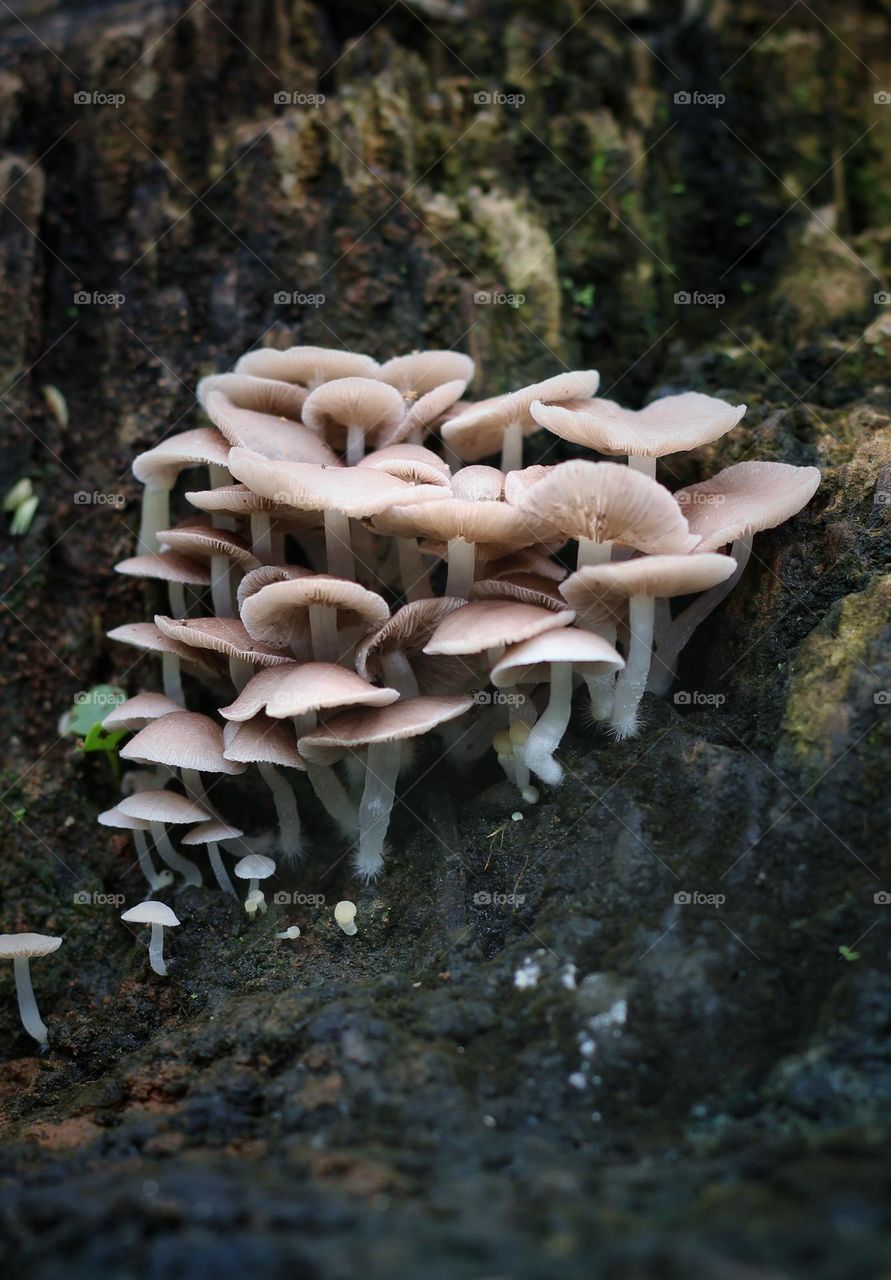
<box><xmin>529</xmin><ymin>390</ymin><xmax>747</xmax><ymax>480</ymax></box>
<box><xmin>101</xmin><ymin>692</ymin><xmax>183</xmax><ymax>733</ymax></box>
<box><xmin>423</xmin><ymin>599</ymin><xmax>575</xmax><ymax>662</ymax></box>
<box><xmin>302</xmin><ymin>377</ymin><xmax>408</xmax><ymax>465</ymax></box>
<box><xmin>440</xmin><ymin>370</ymin><xmax>599</xmax><ymax>471</ymax></box>
<box><xmin>157</xmin><ymin>523</ymin><xmax>260</xmax><ymax>620</ymax></box>
<box><xmin>355</xmin><ymin>597</ymin><xmax>472</xmax><ymax>697</ymax></box>
<box><xmin>649</xmin><ymin>461</ymin><xmax>822</xmax><ymax>693</ymax></box>
<box><xmin>491</xmin><ymin>628</ymin><xmax>625</xmax><ymax>785</ymax></box>
<box><xmin>107</xmin><ymin>621</ymin><xmax>221</xmax><ymax>706</ymax></box>
<box><xmin>299</xmin><ymin>695</ymin><xmax>474</xmax><ymax>880</ymax></box>
<box><xmin>117</xmin><ymin>790</ymin><xmax>211</xmax><ymax>889</ymax></box>
<box><xmin>519</xmin><ymin>460</ymin><xmax>699</xmax><ymax>569</ymax></box>
<box><xmin>234</xmin><ymin>854</ymin><xmax>276</xmax><ymax>914</ymax></box>
<box><xmin>389</xmin><ymin>380</ymin><xmax>469</xmax><ymax>448</ymax></box>
<box><xmin>120</xmin><ymin>902</ymin><xmax>180</xmax><ymax>976</ymax></box>
<box><xmin>239</xmin><ymin>574</ymin><xmax>389</xmax><ymax>666</ymax></box>
<box><xmin>378</xmin><ymin>350</ymin><xmax>474</xmax><ymax>398</ymax></box>
<box><xmin>197</xmin><ymin>373</ymin><xmax>336</xmax><ymax>466</ymax></box>
<box><xmin>132</xmin><ymin>427</ymin><xmax>231</xmax><ymax>554</ymax></box>
<box><xmin>234</xmin><ymin>344</ymin><xmax>379</xmax><ymax>388</ymax></box>
<box><xmin>227</xmin><ymin>447</ymin><xmax>439</xmax><ymax>581</ymax></box>
<box><xmin>560</xmin><ymin>554</ymin><xmax>738</xmax><ymax>738</ymax></box>
<box><xmin>154</xmin><ymin>614</ymin><xmax>292</xmax><ymax>692</ymax></box>
<box><xmin>184</xmin><ymin>483</ymin><xmax>306</xmax><ymax>564</ymax></box>
<box><xmin>371</xmin><ymin>466</ymin><xmax>551</xmax><ymax>597</ymax></box>
<box><xmin>181</xmin><ymin>819</ymin><xmax>243</xmax><ymax>898</ymax></box>
<box><xmin>114</xmin><ymin>551</ymin><xmax>211</xmax><ymax>620</ymax></box>
<box><xmin>97</xmin><ymin>803</ymin><xmax>173</xmax><ymax>895</ymax></box>
<box><xmin>220</xmin><ymin>662</ymin><xmax>399</xmax><ymax>840</ymax></box>
<box><xmin>0</xmin><ymin>933</ymin><xmax>62</xmax><ymax>1045</ymax></box>
<box><xmin>334</xmin><ymin>900</ymin><xmax>358</xmax><ymax>936</ymax></box>
<box><xmin>223</xmin><ymin>716</ymin><xmax>305</xmax><ymax>860</ymax></box>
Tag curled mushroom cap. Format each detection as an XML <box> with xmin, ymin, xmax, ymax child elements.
<box><xmin>154</xmin><ymin>615</ymin><xmax>293</xmax><ymax>667</ymax></box>
<box><xmin>107</xmin><ymin>622</ymin><xmax>222</xmax><ymax>675</ymax></box>
<box><xmin>441</xmin><ymin>370</ymin><xmax>600</xmax><ymax>463</ymax></box>
<box><xmin>181</xmin><ymin>819</ymin><xmax>243</xmax><ymax>846</ymax></box>
<box><xmin>298</xmin><ymin>695</ymin><xmax>475</xmax><ymax>764</ymax></box>
<box><xmin>118</xmin><ymin>790</ymin><xmax>211</xmax><ymax>825</ymax></box>
<box><xmin>561</xmin><ymin>553</ymin><xmax>738</xmax><ymax>620</ymax></box>
<box><xmin>358</xmin><ymin>443</ymin><xmax>452</xmax><ymax>487</ymax></box>
<box><xmin>520</xmin><ymin>460</ymin><xmax>699</xmax><ymax>555</ymax></box>
<box><xmin>223</xmin><ymin>715</ymin><xmax>305</xmax><ymax>769</ymax></box>
<box><xmin>236</xmin><ymin>564</ymin><xmax>313</xmax><ymax>611</ymax></box>
<box><xmin>423</xmin><ymin>599</ymin><xmax>575</xmax><ymax>656</ymax></box>
<box><xmin>530</xmin><ymin>391</ymin><xmax>746</xmax><ymax>457</ymax></box>
<box><xmin>470</xmin><ymin>574</ymin><xmax>567</xmax><ymax>612</ymax></box>
<box><xmin>157</xmin><ymin>524</ymin><xmax>260</xmax><ymax>573</ymax></box>
<box><xmin>121</xmin><ymin>901</ymin><xmax>180</xmax><ymax>928</ymax></box>
<box><xmin>227</xmin><ymin>448</ymin><xmax>441</xmax><ymax>517</ymax></box>
<box><xmin>97</xmin><ymin>805</ymin><xmax>150</xmax><ymax>830</ymax></box>
<box><xmin>199</xmin><ymin>373</ymin><xmax>338</xmax><ymax>465</ymax></box>
<box><xmin>371</xmin><ymin>467</ymin><xmax>549</xmax><ymax>550</ymax></box>
<box><xmin>234</xmin><ymin>345</ymin><xmax>379</xmax><ymax>388</ymax></box>
<box><xmin>114</xmin><ymin>551</ymin><xmax>211</xmax><ymax>586</ymax></box>
<box><xmin>184</xmin><ymin>483</ymin><xmax>300</xmax><ymax>519</ymax></box>
<box><xmin>0</xmin><ymin>933</ymin><xmax>63</xmax><ymax>959</ymax></box>
<box><xmin>132</xmin><ymin>428</ymin><xmax>231</xmax><ymax>489</ymax></box>
<box><xmin>102</xmin><ymin>692</ymin><xmax>182</xmax><ymax>731</ymax></box>
<box><xmin>674</xmin><ymin>460</ymin><xmax>822</xmax><ymax>550</ymax></box>
<box><xmin>240</xmin><ymin>576</ymin><xmax>389</xmax><ymax>650</ymax></box>
<box><xmin>220</xmin><ymin>662</ymin><xmax>399</xmax><ymax>721</ymax></box>
<box><xmin>120</xmin><ymin>711</ymin><xmax>247</xmax><ymax>774</ymax></box>
<box><xmin>392</xmin><ymin>379</ymin><xmax>469</xmax><ymax>447</ymax></box>
<box><xmin>302</xmin><ymin>378</ymin><xmax>407</xmax><ymax>455</ymax></box>
<box><xmin>491</xmin><ymin>627</ymin><xmax>625</xmax><ymax>686</ymax></box>
<box><xmin>356</xmin><ymin>597</ymin><xmax>475</xmax><ymax>694</ymax></box>
<box><xmin>378</xmin><ymin>350</ymin><xmax>475</xmax><ymax>397</ymax></box>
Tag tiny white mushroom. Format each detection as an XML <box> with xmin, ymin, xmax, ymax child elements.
<box><xmin>234</xmin><ymin>855</ymin><xmax>276</xmax><ymax>914</ymax></box>
<box><xmin>275</xmin><ymin>925</ymin><xmax>302</xmax><ymax>940</ymax></box>
<box><xmin>120</xmin><ymin>902</ymin><xmax>181</xmax><ymax>976</ymax></box>
<box><xmin>0</xmin><ymin>933</ymin><xmax>62</xmax><ymax>1046</ymax></box>
<box><xmin>334</xmin><ymin>900</ymin><xmax>357</xmax><ymax>936</ymax></box>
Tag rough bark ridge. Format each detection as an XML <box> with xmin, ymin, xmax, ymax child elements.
<box><xmin>0</xmin><ymin>2</ymin><xmax>889</xmax><ymax>1276</ymax></box>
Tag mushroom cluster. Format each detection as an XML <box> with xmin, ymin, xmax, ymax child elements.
<box><xmin>103</xmin><ymin>344</ymin><xmax>819</xmax><ymax>886</ymax></box>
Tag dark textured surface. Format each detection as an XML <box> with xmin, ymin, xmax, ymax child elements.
<box><xmin>0</xmin><ymin>1</ymin><xmax>890</xmax><ymax>1276</ymax></box>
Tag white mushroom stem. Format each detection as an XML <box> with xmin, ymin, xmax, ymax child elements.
<box><xmin>508</xmin><ymin>699</ymin><xmax>535</xmax><ymax>793</ymax></box>
<box><xmin>133</xmin><ymin>828</ymin><xmax>170</xmax><ymax>894</ymax></box>
<box><xmin>305</xmin><ymin>764</ymin><xmax>359</xmax><ymax>840</ymax></box>
<box><xmin>13</xmin><ymin>956</ymin><xmax>48</xmax><ymax>1045</ymax></box>
<box><xmin>137</xmin><ymin>484</ymin><xmax>170</xmax><ymax>555</ymax></box>
<box><xmin>611</xmin><ymin>594</ymin><xmax>656</xmax><ymax>739</ymax></box>
<box><xmin>181</xmin><ymin>768</ymin><xmax>223</xmax><ymax>823</ymax></box>
<box><xmin>648</xmin><ymin>535</ymin><xmax>752</xmax><ymax>696</ymax></box>
<box><xmin>168</xmin><ymin>581</ymin><xmax>187</xmax><ymax>620</ymax></box>
<box><xmin>250</xmin><ymin>513</ymin><xmax>275</xmax><ymax>562</ymax></box>
<box><xmin>324</xmin><ymin>508</ymin><xmax>354</xmax><ymax>580</ymax></box>
<box><xmin>210</xmin><ymin>553</ymin><xmax>234</xmax><ymax>618</ymax></box>
<box><xmin>257</xmin><ymin>761</ymin><xmax>303</xmax><ymax>861</ymax></box>
<box><xmin>309</xmin><ymin>605</ymin><xmax>340</xmax><ymax>663</ymax></box>
<box><xmin>500</xmin><ymin>419</ymin><xmax>524</xmax><ymax>473</ymax></box>
<box><xmin>150</xmin><ymin>822</ymin><xmax>204</xmax><ymax>888</ymax></box>
<box><xmin>580</xmin><ymin>622</ymin><xmax>618</xmax><ymax>722</ymax></box>
<box><xmin>346</xmin><ymin>423</ymin><xmax>365</xmax><ymax>467</ymax></box>
<box><xmin>577</xmin><ymin>537</ymin><xmax>612</xmax><ymax>569</ymax></box>
<box><xmin>355</xmin><ymin>740</ymin><xmax>402</xmax><ymax>881</ymax></box>
<box><xmin>523</xmin><ymin>663</ymin><xmax>573</xmax><ymax>785</ymax></box>
<box><xmin>228</xmin><ymin>656</ymin><xmax>253</xmax><ymax>691</ymax></box>
<box><xmin>148</xmin><ymin>922</ymin><xmax>169</xmax><ymax>976</ymax></box>
<box><xmin>162</xmin><ymin>653</ymin><xmax>185</xmax><ymax>706</ymax></box>
<box><xmin>445</xmin><ymin>537</ymin><xmax>476</xmax><ymax>597</ymax></box>
<box><xmin>206</xmin><ymin>842</ymin><xmax>238</xmax><ymax>898</ymax></box>
<box><xmin>380</xmin><ymin>650</ymin><xmax>420</xmax><ymax>698</ymax></box>
<box><xmin>397</xmin><ymin>537</ymin><xmax>432</xmax><ymax>601</ymax></box>
<box><xmin>628</xmin><ymin>455</ymin><xmax>657</xmax><ymax>480</ymax></box>
<box><xmin>208</xmin><ymin>462</ymin><xmax>236</xmax><ymax>531</ymax></box>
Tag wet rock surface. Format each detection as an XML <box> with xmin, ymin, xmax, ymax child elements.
<box><xmin>0</xmin><ymin>1</ymin><xmax>890</xmax><ymax>1276</ymax></box>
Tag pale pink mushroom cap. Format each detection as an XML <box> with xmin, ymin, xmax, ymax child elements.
<box><xmin>423</xmin><ymin>599</ymin><xmax>575</xmax><ymax>656</ymax></box>
<box><xmin>302</xmin><ymin>378</ymin><xmax>407</xmax><ymax>453</ymax></box>
<box><xmin>560</xmin><ymin>553</ymin><xmax>739</xmax><ymax>623</ymax></box>
<box><xmin>674</xmin><ymin>460</ymin><xmax>822</xmax><ymax>551</ymax></box>
<box><xmin>0</xmin><ymin>933</ymin><xmax>62</xmax><ymax>959</ymax></box>
<box><xmin>378</xmin><ymin>350</ymin><xmax>475</xmax><ymax>397</ymax></box>
<box><xmin>355</xmin><ymin>597</ymin><xmax>476</xmax><ymax>694</ymax></box>
<box><xmin>491</xmin><ymin>627</ymin><xmax>625</xmax><ymax>686</ymax></box>
<box><xmin>220</xmin><ymin>662</ymin><xmax>399</xmax><ymax>722</ymax></box>
<box><xmin>97</xmin><ymin>805</ymin><xmax>151</xmax><ymax>831</ymax></box>
<box><xmin>234</xmin><ymin>345</ymin><xmax>379</xmax><ymax>388</ymax></box>
<box><xmin>227</xmin><ymin>448</ymin><xmax>442</xmax><ymax>517</ymax></box>
<box><xmin>154</xmin><ymin>615</ymin><xmax>293</xmax><ymax>666</ymax></box>
<box><xmin>102</xmin><ymin>692</ymin><xmax>183</xmax><ymax>731</ymax></box>
<box><xmin>470</xmin><ymin>574</ymin><xmax>566</xmax><ymax>612</ymax></box>
<box><xmin>120</xmin><ymin>711</ymin><xmax>247</xmax><ymax>774</ymax></box>
<box><xmin>107</xmin><ymin>622</ymin><xmax>221</xmax><ymax>675</ymax></box>
<box><xmin>181</xmin><ymin>819</ymin><xmax>244</xmax><ymax>846</ymax></box>
<box><xmin>223</xmin><ymin>716</ymin><xmax>305</xmax><ymax>770</ymax></box>
<box><xmin>183</xmin><ymin>483</ymin><xmax>300</xmax><ymax>518</ymax></box>
<box><xmin>441</xmin><ymin>370</ymin><xmax>600</xmax><ymax>461</ymax></box>
<box><xmin>115</xmin><ymin>552</ymin><xmax>211</xmax><ymax>586</ymax></box>
<box><xmin>240</xmin><ymin>576</ymin><xmax>389</xmax><ymax>649</ymax></box>
<box><xmin>372</xmin><ymin>466</ymin><xmax>549</xmax><ymax>550</ymax></box>
<box><xmin>358</xmin><ymin>443</ymin><xmax>452</xmax><ymax>488</ymax></box>
<box><xmin>298</xmin><ymin>695</ymin><xmax>475</xmax><ymax>765</ymax></box>
<box><xmin>118</xmin><ymin>790</ymin><xmax>211</xmax><ymax>825</ymax></box>
<box><xmin>132</xmin><ymin>428</ymin><xmax>231</xmax><ymax>489</ymax></box>
<box><xmin>157</xmin><ymin>524</ymin><xmax>260</xmax><ymax>573</ymax></box>
<box><xmin>392</xmin><ymin>380</ymin><xmax>468</xmax><ymax>446</ymax></box>
<box><xmin>530</xmin><ymin>391</ymin><xmax>746</xmax><ymax>457</ymax></box>
<box><xmin>199</xmin><ymin>373</ymin><xmax>338</xmax><ymax>465</ymax></box>
<box><xmin>521</xmin><ymin>460</ymin><xmax>699</xmax><ymax>554</ymax></box>
<box><xmin>236</xmin><ymin>564</ymin><xmax>314</xmax><ymax>612</ymax></box>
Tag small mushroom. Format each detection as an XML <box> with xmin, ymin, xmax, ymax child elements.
<box><xmin>234</xmin><ymin>344</ymin><xmax>379</xmax><ymax>388</ymax></box>
<box><xmin>132</xmin><ymin>427</ymin><xmax>231</xmax><ymax>554</ymax></box>
<box><xmin>0</xmin><ymin>933</ymin><xmax>62</xmax><ymax>1045</ymax></box>
<box><xmin>114</xmin><ymin>550</ymin><xmax>211</xmax><ymax>620</ymax></box>
<box><xmin>276</xmin><ymin>925</ymin><xmax>302</xmax><ymax>940</ymax></box>
<box><xmin>181</xmin><ymin>818</ymin><xmax>243</xmax><ymax>898</ymax></box>
<box><xmin>97</xmin><ymin>803</ymin><xmax>173</xmax><ymax>895</ymax></box>
<box><xmin>223</xmin><ymin>716</ymin><xmax>305</xmax><ymax>860</ymax></box>
<box><xmin>302</xmin><ymin>377</ymin><xmax>407</xmax><ymax>465</ymax></box>
<box><xmin>120</xmin><ymin>902</ymin><xmax>181</xmax><ymax>976</ymax></box>
<box><xmin>234</xmin><ymin>854</ymin><xmax>276</xmax><ymax>914</ymax></box>
<box><xmin>107</xmin><ymin>622</ymin><xmax>221</xmax><ymax>705</ymax></box>
<box><xmin>117</xmin><ymin>789</ymin><xmax>211</xmax><ymax>889</ymax></box>
<box><xmin>240</xmin><ymin>574</ymin><xmax>389</xmax><ymax>666</ymax></box>
<box><xmin>334</xmin><ymin>900</ymin><xmax>357</xmax><ymax>936</ymax></box>
<box><xmin>158</xmin><ymin>523</ymin><xmax>260</xmax><ymax>620</ymax></box>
